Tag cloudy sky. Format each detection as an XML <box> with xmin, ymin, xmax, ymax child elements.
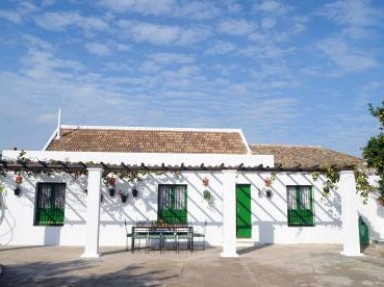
<box><xmin>0</xmin><ymin>0</ymin><xmax>383</xmax><ymax>156</ymax></box>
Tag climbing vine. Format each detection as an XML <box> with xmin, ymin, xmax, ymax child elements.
<box><xmin>363</xmin><ymin>101</ymin><xmax>384</xmax><ymax>204</ymax></box>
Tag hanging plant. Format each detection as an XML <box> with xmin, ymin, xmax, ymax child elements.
<box><xmin>264</xmin><ymin>172</ymin><xmax>277</xmax><ymax>187</ymax></box>
<box><xmin>377</xmin><ymin>195</ymin><xmax>384</xmax><ymax>207</ymax></box>
<box><xmin>311</xmin><ymin>172</ymin><xmax>320</xmax><ymax>182</ymax></box>
<box><xmin>203</xmin><ymin>190</ymin><xmax>213</xmax><ymax>207</ymax></box>
<box><xmin>322</xmin><ymin>165</ymin><xmax>340</xmax><ymax>196</ymax></box>
<box><xmin>132</xmin><ymin>188</ymin><xmax>138</xmax><ymax>198</ymax></box>
<box><xmin>14</xmin><ymin>186</ymin><xmax>21</xmax><ymax>196</ymax></box>
<box><xmin>15</xmin><ymin>173</ymin><xmax>23</xmax><ymax>185</ymax></box>
<box><xmin>121</xmin><ymin>194</ymin><xmax>128</xmax><ymax>203</ymax></box>
<box><xmin>354</xmin><ymin>166</ymin><xmax>375</xmax><ymax>204</ymax></box>
<box><xmin>118</xmin><ymin>190</ymin><xmax>128</xmax><ymax>203</ymax></box>
<box><xmin>108</xmin><ymin>187</ymin><xmax>116</xmax><ymax>197</ymax></box>
<box><xmin>202</xmin><ymin>177</ymin><xmax>209</xmax><ymax>187</ymax></box>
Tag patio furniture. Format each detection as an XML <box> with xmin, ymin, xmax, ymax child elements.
<box><xmin>193</xmin><ymin>220</ymin><xmax>207</xmax><ymax>251</ymax></box>
<box><xmin>176</xmin><ymin>226</ymin><xmax>193</xmax><ymax>253</ymax></box>
<box><xmin>131</xmin><ymin>226</ymin><xmax>150</xmax><ymax>253</ymax></box>
<box><xmin>130</xmin><ymin>225</ymin><xmax>193</xmax><ymax>253</ymax></box>
<box><xmin>124</xmin><ymin>219</ymin><xmax>132</xmax><ymax>251</ymax></box>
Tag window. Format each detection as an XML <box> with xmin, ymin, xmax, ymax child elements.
<box><xmin>158</xmin><ymin>185</ymin><xmax>187</xmax><ymax>225</ymax></box>
<box><xmin>287</xmin><ymin>186</ymin><xmax>314</xmax><ymax>226</ymax></box>
<box><xmin>35</xmin><ymin>182</ymin><xmax>66</xmax><ymax>226</ymax></box>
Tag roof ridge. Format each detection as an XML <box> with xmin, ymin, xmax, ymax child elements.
<box><xmin>250</xmin><ymin>143</ymin><xmax>323</xmax><ymax>148</ymax></box>
<box><xmin>60</xmin><ymin>125</ymin><xmax>243</xmax><ymax>133</ymax></box>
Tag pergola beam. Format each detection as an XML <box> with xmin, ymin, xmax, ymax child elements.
<box><xmin>0</xmin><ymin>159</ymin><xmax>355</xmax><ymax>173</ymax></box>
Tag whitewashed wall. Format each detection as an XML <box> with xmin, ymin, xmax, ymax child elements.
<box><xmin>237</xmin><ymin>172</ymin><xmax>343</xmax><ymax>244</ymax></box>
<box><xmin>0</xmin><ymin>169</ymin><xmax>356</xmax><ymax>247</ymax></box>
<box><xmin>358</xmin><ymin>175</ymin><xmax>384</xmax><ymax>241</ymax></box>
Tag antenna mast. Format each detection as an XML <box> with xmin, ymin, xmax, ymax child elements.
<box><xmin>56</xmin><ymin>108</ymin><xmax>61</xmax><ymax>139</ymax></box>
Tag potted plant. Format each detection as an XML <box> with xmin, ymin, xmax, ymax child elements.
<box><xmin>15</xmin><ymin>173</ymin><xmax>23</xmax><ymax>185</ymax></box>
<box><xmin>121</xmin><ymin>194</ymin><xmax>128</xmax><ymax>203</ymax></box>
<box><xmin>14</xmin><ymin>186</ymin><xmax>21</xmax><ymax>196</ymax></box>
<box><xmin>132</xmin><ymin>188</ymin><xmax>138</xmax><ymax>198</ymax></box>
<box><xmin>203</xmin><ymin>190</ymin><xmax>213</xmax><ymax>207</ymax></box>
<box><xmin>118</xmin><ymin>190</ymin><xmax>128</xmax><ymax>203</ymax></box>
<box><xmin>377</xmin><ymin>196</ymin><xmax>384</xmax><ymax>207</ymax></box>
<box><xmin>107</xmin><ymin>175</ymin><xmax>116</xmax><ymax>196</ymax></box>
<box><xmin>108</xmin><ymin>187</ymin><xmax>116</xmax><ymax>197</ymax></box>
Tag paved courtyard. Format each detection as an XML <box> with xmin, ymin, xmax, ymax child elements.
<box><xmin>0</xmin><ymin>244</ymin><xmax>383</xmax><ymax>286</ymax></box>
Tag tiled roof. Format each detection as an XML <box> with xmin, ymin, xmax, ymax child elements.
<box><xmin>46</xmin><ymin>126</ymin><xmax>250</xmax><ymax>154</ymax></box>
<box><xmin>250</xmin><ymin>144</ymin><xmax>362</xmax><ymax>168</ymax></box>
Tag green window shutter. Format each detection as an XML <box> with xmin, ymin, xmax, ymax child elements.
<box><xmin>158</xmin><ymin>184</ymin><xmax>187</xmax><ymax>225</ymax></box>
<box><xmin>35</xmin><ymin>183</ymin><xmax>66</xmax><ymax>226</ymax></box>
<box><xmin>287</xmin><ymin>186</ymin><xmax>314</xmax><ymax>227</ymax></box>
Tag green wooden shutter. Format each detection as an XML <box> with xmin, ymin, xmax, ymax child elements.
<box><xmin>158</xmin><ymin>185</ymin><xmax>187</xmax><ymax>225</ymax></box>
<box><xmin>287</xmin><ymin>186</ymin><xmax>314</xmax><ymax>226</ymax></box>
<box><xmin>35</xmin><ymin>183</ymin><xmax>66</xmax><ymax>226</ymax></box>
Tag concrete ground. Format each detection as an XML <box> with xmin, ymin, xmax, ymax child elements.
<box><xmin>0</xmin><ymin>244</ymin><xmax>384</xmax><ymax>287</ymax></box>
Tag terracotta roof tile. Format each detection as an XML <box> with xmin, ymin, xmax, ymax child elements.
<box><xmin>250</xmin><ymin>144</ymin><xmax>361</xmax><ymax>168</ymax></box>
<box><xmin>46</xmin><ymin>127</ymin><xmax>249</xmax><ymax>154</ymax></box>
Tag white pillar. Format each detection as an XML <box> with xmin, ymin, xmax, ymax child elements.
<box><xmin>339</xmin><ymin>170</ymin><xmax>363</xmax><ymax>256</ymax></box>
<box><xmin>221</xmin><ymin>169</ymin><xmax>239</xmax><ymax>257</ymax></box>
<box><xmin>81</xmin><ymin>167</ymin><xmax>103</xmax><ymax>258</ymax></box>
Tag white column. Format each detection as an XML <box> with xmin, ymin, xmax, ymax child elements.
<box><xmin>221</xmin><ymin>169</ymin><xmax>239</xmax><ymax>257</ymax></box>
<box><xmin>339</xmin><ymin>170</ymin><xmax>363</xmax><ymax>256</ymax></box>
<box><xmin>81</xmin><ymin>167</ymin><xmax>103</xmax><ymax>258</ymax></box>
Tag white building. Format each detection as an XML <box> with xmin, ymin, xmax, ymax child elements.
<box><xmin>0</xmin><ymin>125</ymin><xmax>383</xmax><ymax>258</ymax></box>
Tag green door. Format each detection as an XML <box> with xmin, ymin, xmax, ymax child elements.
<box><xmin>236</xmin><ymin>184</ymin><xmax>252</xmax><ymax>238</ymax></box>
<box><xmin>359</xmin><ymin>216</ymin><xmax>369</xmax><ymax>245</ymax></box>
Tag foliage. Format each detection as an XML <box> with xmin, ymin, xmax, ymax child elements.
<box><xmin>322</xmin><ymin>164</ymin><xmax>340</xmax><ymax>195</ymax></box>
<box><xmin>354</xmin><ymin>166</ymin><xmax>375</xmax><ymax>204</ymax></box>
<box><xmin>203</xmin><ymin>190</ymin><xmax>213</xmax><ymax>207</ymax></box>
<box><xmin>362</xmin><ymin>101</ymin><xmax>384</xmax><ymax>201</ymax></box>
<box><xmin>311</xmin><ymin>172</ymin><xmax>320</xmax><ymax>182</ymax></box>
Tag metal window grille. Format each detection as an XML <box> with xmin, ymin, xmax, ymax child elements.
<box><xmin>287</xmin><ymin>186</ymin><xmax>314</xmax><ymax>227</ymax></box>
<box><xmin>35</xmin><ymin>182</ymin><xmax>66</xmax><ymax>226</ymax></box>
<box><xmin>158</xmin><ymin>185</ymin><xmax>187</xmax><ymax>225</ymax></box>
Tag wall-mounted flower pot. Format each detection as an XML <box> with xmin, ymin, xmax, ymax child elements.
<box><xmin>132</xmin><ymin>188</ymin><xmax>138</xmax><ymax>198</ymax></box>
<box><xmin>266</xmin><ymin>189</ymin><xmax>273</xmax><ymax>198</ymax></box>
<box><xmin>121</xmin><ymin>194</ymin><xmax>128</xmax><ymax>203</ymax></box>
<box><xmin>14</xmin><ymin>186</ymin><xmax>21</xmax><ymax>196</ymax></box>
<box><xmin>108</xmin><ymin>187</ymin><xmax>116</xmax><ymax>197</ymax></box>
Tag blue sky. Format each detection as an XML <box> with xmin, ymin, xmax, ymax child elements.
<box><xmin>0</xmin><ymin>0</ymin><xmax>383</xmax><ymax>157</ymax></box>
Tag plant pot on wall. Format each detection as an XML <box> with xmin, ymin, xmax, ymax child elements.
<box><xmin>108</xmin><ymin>187</ymin><xmax>116</xmax><ymax>197</ymax></box>
<box><xmin>132</xmin><ymin>188</ymin><xmax>138</xmax><ymax>198</ymax></box>
<box><xmin>14</xmin><ymin>186</ymin><xmax>21</xmax><ymax>196</ymax></box>
<box><xmin>121</xmin><ymin>194</ymin><xmax>128</xmax><ymax>203</ymax></box>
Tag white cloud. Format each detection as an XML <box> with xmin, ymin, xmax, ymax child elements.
<box><xmin>84</xmin><ymin>42</ymin><xmax>111</xmax><ymax>56</ymax></box>
<box><xmin>98</xmin><ymin>0</ymin><xmax>175</xmax><ymax>15</ymax></box>
<box><xmin>205</xmin><ymin>41</ymin><xmax>237</xmax><ymax>55</ymax></box>
<box><xmin>218</xmin><ymin>19</ymin><xmax>255</xmax><ymax>36</ymax></box>
<box><xmin>118</xmin><ymin>21</ymin><xmax>209</xmax><ymax>46</ymax></box>
<box><xmin>147</xmin><ymin>53</ymin><xmax>195</xmax><ymax>65</ymax></box>
<box><xmin>254</xmin><ymin>0</ymin><xmax>286</xmax><ymax>13</ymax></box>
<box><xmin>0</xmin><ymin>2</ymin><xmax>38</xmax><ymax>24</ymax></box>
<box><xmin>34</xmin><ymin>11</ymin><xmax>108</xmax><ymax>31</ymax></box>
<box><xmin>139</xmin><ymin>61</ymin><xmax>161</xmax><ymax>73</ymax></box>
<box><xmin>320</xmin><ymin>0</ymin><xmax>381</xmax><ymax>39</ymax></box>
<box><xmin>260</xmin><ymin>17</ymin><xmax>277</xmax><ymax>30</ymax></box>
<box><xmin>317</xmin><ymin>38</ymin><xmax>378</xmax><ymax>73</ymax></box>
<box><xmin>175</xmin><ymin>1</ymin><xmax>221</xmax><ymax>20</ymax></box>
<box><xmin>99</xmin><ymin>0</ymin><xmax>221</xmax><ymax>19</ymax></box>
<box><xmin>0</xmin><ymin>10</ymin><xmax>23</xmax><ymax>23</ymax></box>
